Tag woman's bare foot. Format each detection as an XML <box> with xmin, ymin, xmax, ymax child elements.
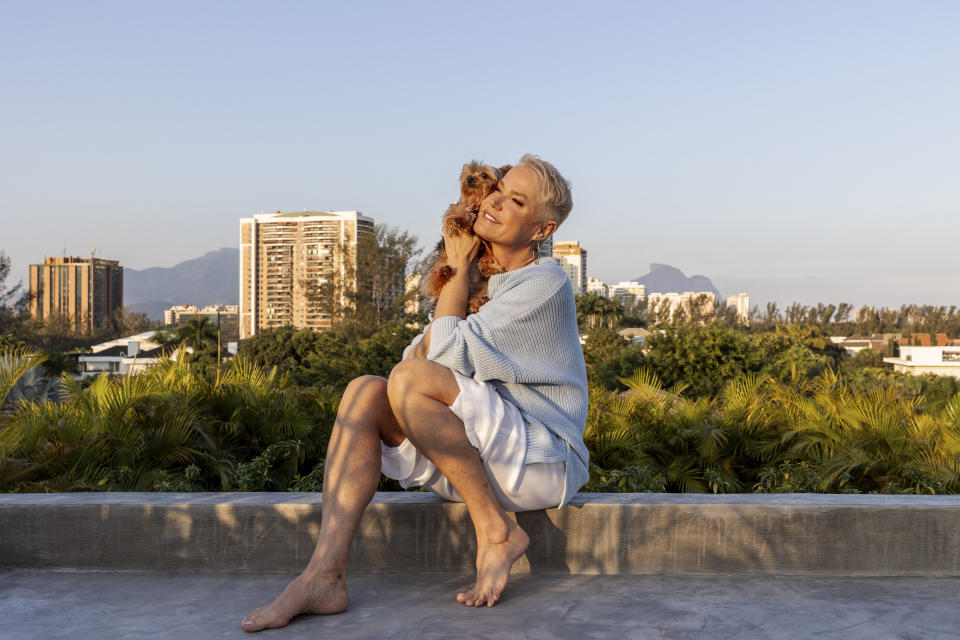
<box><xmin>241</xmin><ymin>570</ymin><xmax>348</xmax><ymax>632</ymax></box>
<box><xmin>457</xmin><ymin>520</ymin><xmax>529</xmax><ymax>607</ymax></box>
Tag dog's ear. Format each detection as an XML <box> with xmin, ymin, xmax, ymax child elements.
<box><xmin>498</xmin><ymin>164</ymin><xmax>513</xmax><ymax>177</ymax></box>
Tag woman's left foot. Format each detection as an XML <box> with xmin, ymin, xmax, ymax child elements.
<box><xmin>457</xmin><ymin>520</ymin><xmax>529</xmax><ymax>607</ymax></box>
<box><xmin>241</xmin><ymin>570</ymin><xmax>348</xmax><ymax>632</ymax></box>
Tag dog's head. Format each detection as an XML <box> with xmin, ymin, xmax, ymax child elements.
<box><xmin>459</xmin><ymin>161</ymin><xmax>504</xmax><ymax>210</ymax></box>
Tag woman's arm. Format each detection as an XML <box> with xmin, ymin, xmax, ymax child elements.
<box><xmin>408</xmin><ymin>231</ymin><xmax>479</xmax><ymax>360</ymax></box>
<box><xmin>427</xmin><ymin>269</ymin><xmax>572</xmax><ymax>383</ymax></box>
<box><xmin>435</xmin><ymin>232</ymin><xmax>479</xmax><ymax>320</ymax></box>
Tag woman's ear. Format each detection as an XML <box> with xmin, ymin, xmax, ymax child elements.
<box><xmin>534</xmin><ymin>221</ymin><xmax>558</xmax><ymax>241</ymax></box>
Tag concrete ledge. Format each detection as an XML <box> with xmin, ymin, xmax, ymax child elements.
<box><xmin>2</xmin><ymin>492</ymin><xmax>960</xmax><ymax>575</ymax></box>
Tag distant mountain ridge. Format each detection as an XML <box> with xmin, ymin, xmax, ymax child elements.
<box><xmin>124</xmin><ymin>247</ymin><xmax>239</xmax><ymax>320</ymax></box>
<box><xmin>124</xmin><ymin>254</ymin><xmax>722</xmax><ymax>321</ymax></box>
<box><xmin>633</xmin><ymin>263</ymin><xmax>722</xmax><ymax>299</ymax></box>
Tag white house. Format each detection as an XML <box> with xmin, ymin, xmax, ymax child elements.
<box><xmin>78</xmin><ymin>331</ymin><xmax>180</xmax><ymax>377</ymax></box>
<box><xmin>618</xmin><ymin>327</ymin><xmax>651</xmax><ymax>344</ymax></box>
<box><xmin>883</xmin><ymin>346</ymin><xmax>960</xmax><ymax>379</ymax></box>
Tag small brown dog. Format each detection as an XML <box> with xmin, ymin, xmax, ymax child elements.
<box><xmin>421</xmin><ymin>161</ymin><xmax>512</xmax><ymax>313</ymax></box>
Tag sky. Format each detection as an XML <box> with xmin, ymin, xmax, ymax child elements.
<box><xmin>2</xmin><ymin>0</ymin><xmax>959</xmax><ymax>309</ymax></box>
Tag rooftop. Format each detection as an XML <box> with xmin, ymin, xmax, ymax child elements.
<box><xmin>6</xmin><ymin>570</ymin><xmax>957</xmax><ymax>639</ymax></box>
<box><xmin>4</xmin><ymin>492</ymin><xmax>959</xmax><ymax>638</ymax></box>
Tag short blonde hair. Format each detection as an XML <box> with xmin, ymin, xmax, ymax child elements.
<box><xmin>517</xmin><ymin>154</ymin><xmax>572</xmax><ymax>226</ymax></box>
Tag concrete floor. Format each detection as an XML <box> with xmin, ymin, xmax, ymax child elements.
<box><xmin>3</xmin><ymin>570</ymin><xmax>959</xmax><ymax>640</ymax></box>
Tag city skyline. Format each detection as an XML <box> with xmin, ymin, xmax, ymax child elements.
<box><xmin>2</xmin><ymin>2</ymin><xmax>959</xmax><ymax>308</ymax></box>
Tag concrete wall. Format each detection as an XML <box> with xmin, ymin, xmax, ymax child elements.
<box><xmin>2</xmin><ymin>492</ymin><xmax>959</xmax><ymax>575</ymax></box>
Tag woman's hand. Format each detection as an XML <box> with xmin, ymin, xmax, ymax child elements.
<box><xmin>443</xmin><ymin>231</ymin><xmax>481</xmax><ymax>270</ymax></box>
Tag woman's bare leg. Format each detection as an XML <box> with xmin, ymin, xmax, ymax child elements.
<box><xmin>387</xmin><ymin>358</ymin><xmax>529</xmax><ymax>608</ymax></box>
<box><xmin>242</xmin><ymin>375</ymin><xmax>404</xmax><ymax>632</ymax></box>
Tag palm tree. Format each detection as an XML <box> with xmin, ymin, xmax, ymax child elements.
<box><xmin>1</xmin><ymin>347</ymin><xmax>47</xmax><ymax>414</ymax></box>
<box><xmin>598</xmin><ymin>296</ymin><xmax>624</xmax><ymax>329</ymax></box>
<box><xmin>576</xmin><ymin>293</ymin><xmax>605</xmax><ymax>330</ymax></box>
<box><xmin>177</xmin><ymin>317</ymin><xmax>218</xmax><ymax>349</ymax></box>
<box><xmin>766</xmin><ymin>369</ymin><xmax>960</xmax><ymax>493</ymax></box>
<box><xmin>150</xmin><ymin>329</ymin><xmax>180</xmax><ymax>350</ymax></box>
<box><xmin>176</xmin><ymin>317</ymin><xmax>220</xmax><ymax>354</ymax></box>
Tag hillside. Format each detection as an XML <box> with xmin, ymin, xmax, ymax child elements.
<box><xmin>633</xmin><ymin>263</ymin><xmax>722</xmax><ymax>299</ymax></box>
<box><xmin>124</xmin><ymin>248</ymin><xmax>239</xmax><ymax>319</ymax></box>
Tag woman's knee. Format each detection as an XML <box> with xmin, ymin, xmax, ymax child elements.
<box><xmin>340</xmin><ymin>375</ymin><xmax>388</xmax><ymax>416</ymax></box>
<box><xmin>386</xmin><ymin>359</ymin><xmax>424</xmax><ymax>401</ymax></box>
<box><xmin>387</xmin><ymin>359</ymin><xmax>460</xmax><ymax>418</ymax></box>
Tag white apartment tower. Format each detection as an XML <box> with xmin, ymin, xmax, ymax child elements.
<box><xmin>239</xmin><ymin>211</ymin><xmax>375</xmax><ymax>339</ymax></box>
<box><xmin>586</xmin><ymin>277</ymin><xmax>609</xmax><ymax>297</ymax></box>
<box><xmin>647</xmin><ymin>291</ymin><xmax>716</xmax><ymax>321</ymax></box>
<box><xmin>726</xmin><ymin>293</ymin><xmax>751</xmax><ymax>325</ymax></box>
<box><xmin>552</xmin><ymin>240</ymin><xmax>587</xmax><ymax>293</ymax></box>
<box><xmin>610</xmin><ymin>281</ymin><xmax>647</xmax><ymax>304</ymax></box>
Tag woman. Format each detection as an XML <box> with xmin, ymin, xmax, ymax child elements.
<box><xmin>242</xmin><ymin>155</ymin><xmax>588</xmax><ymax>632</ymax></box>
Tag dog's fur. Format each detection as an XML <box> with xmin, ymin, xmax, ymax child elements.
<box><xmin>421</xmin><ymin>161</ymin><xmax>512</xmax><ymax>313</ymax></box>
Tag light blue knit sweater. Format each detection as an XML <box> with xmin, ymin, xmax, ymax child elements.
<box><xmin>426</xmin><ymin>257</ymin><xmax>589</xmax><ymax>507</ymax></box>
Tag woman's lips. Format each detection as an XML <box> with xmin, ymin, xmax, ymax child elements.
<box><xmin>482</xmin><ymin>211</ymin><xmax>500</xmax><ymax>224</ymax></box>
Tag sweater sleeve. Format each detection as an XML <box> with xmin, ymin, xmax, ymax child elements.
<box><xmin>427</xmin><ymin>272</ymin><xmax>568</xmax><ymax>383</ymax></box>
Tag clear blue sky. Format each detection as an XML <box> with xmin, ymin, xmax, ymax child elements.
<box><xmin>2</xmin><ymin>1</ymin><xmax>959</xmax><ymax>308</ymax></box>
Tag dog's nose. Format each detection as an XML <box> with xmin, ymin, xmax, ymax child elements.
<box><xmin>466</xmin><ymin>177</ymin><xmax>475</xmax><ymax>187</ymax></box>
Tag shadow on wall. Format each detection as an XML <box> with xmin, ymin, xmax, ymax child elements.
<box><xmin>552</xmin><ymin>498</ymin><xmax>960</xmax><ymax>575</ymax></box>
<box><xmin>3</xmin><ymin>493</ymin><xmax>570</xmax><ymax>574</ymax></box>
<box><xmin>549</xmin><ymin>501</ymin><xmax>814</xmax><ymax>575</ymax></box>
<box><xmin>516</xmin><ymin>509</ymin><xmax>570</xmax><ymax>574</ymax></box>
<box><xmin>3</xmin><ymin>494</ymin><xmax>954</xmax><ymax>575</ymax></box>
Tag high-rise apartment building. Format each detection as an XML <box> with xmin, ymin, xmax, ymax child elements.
<box><xmin>29</xmin><ymin>256</ymin><xmax>123</xmax><ymax>333</ymax></box>
<box><xmin>725</xmin><ymin>293</ymin><xmax>751</xmax><ymax>325</ymax></box>
<box><xmin>404</xmin><ymin>273</ymin><xmax>425</xmax><ymax>316</ymax></box>
<box><xmin>164</xmin><ymin>304</ymin><xmax>241</xmax><ymax>342</ymax></box>
<box><xmin>552</xmin><ymin>240</ymin><xmax>587</xmax><ymax>293</ymax></box>
<box><xmin>537</xmin><ymin>235</ymin><xmax>554</xmax><ymax>260</ymax></box>
<box><xmin>647</xmin><ymin>291</ymin><xmax>716</xmax><ymax>321</ymax></box>
<box><xmin>586</xmin><ymin>277</ymin><xmax>609</xmax><ymax>297</ymax></box>
<box><xmin>239</xmin><ymin>211</ymin><xmax>374</xmax><ymax>339</ymax></box>
<box><xmin>610</xmin><ymin>281</ymin><xmax>647</xmax><ymax>305</ymax></box>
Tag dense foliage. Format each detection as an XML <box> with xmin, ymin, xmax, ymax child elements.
<box><xmin>0</xmin><ymin>352</ymin><xmax>341</xmax><ymax>492</ymax></box>
<box><xmin>583</xmin><ymin>368</ymin><xmax>960</xmax><ymax>495</ymax></box>
<box><xmin>238</xmin><ymin>321</ymin><xmax>422</xmax><ymax>391</ymax></box>
<box><xmin>3</xmin><ymin>243</ymin><xmax>960</xmax><ymax>495</ymax></box>
<box><xmin>4</xmin><ymin>316</ymin><xmax>960</xmax><ymax>494</ymax></box>
<box><xmin>0</xmin><ymin>315</ymin><xmax>427</xmax><ymax>493</ymax></box>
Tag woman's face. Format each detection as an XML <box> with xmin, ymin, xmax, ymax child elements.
<box><xmin>475</xmin><ymin>165</ymin><xmax>548</xmax><ymax>251</ymax></box>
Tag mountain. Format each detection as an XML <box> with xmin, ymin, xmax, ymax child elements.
<box><xmin>124</xmin><ymin>247</ymin><xmax>239</xmax><ymax>320</ymax></box>
<box><xmin>633</xmin><ymin>263</ymin><xmax>722</xmax><ymax>299</ymax></box>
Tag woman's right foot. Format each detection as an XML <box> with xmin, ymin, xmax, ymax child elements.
<box><xmin>457</xmin><ymin>519</ymin><xmax>529</xmax><ymax>607</ymax></box>
<box><xmin>241</xmin><ymin>570</ymin><xmax>348</xmax><ymax>632</ymax></box>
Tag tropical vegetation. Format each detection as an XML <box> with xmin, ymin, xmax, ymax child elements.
<box><xmin>0</xmin><ymin>349</ymin><xmax>342</xmax><ymax>492</ymax></box>
<box><xmin>2</xmin><ymin>245</ymin><xmax>960</xmax><ymax>494</ymax></box>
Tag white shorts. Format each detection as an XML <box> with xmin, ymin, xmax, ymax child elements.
<box><xmin>381</xmin><ymin>371</ymin><xmax>565</xmax><ymax>512</ymax></box>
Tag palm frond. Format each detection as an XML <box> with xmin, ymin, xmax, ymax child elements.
<box><xmin>0</xmin><ymin>348</ymin><xmax>48</xmax><ymax>410</ymax></box>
